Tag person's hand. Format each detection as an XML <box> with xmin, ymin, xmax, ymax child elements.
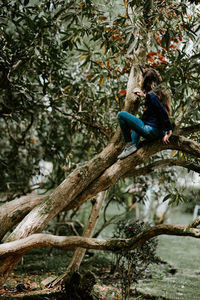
<box><xmin>133</xmin><ymin>88</ymin><xmax>145</xmax><ymax>97</ymax></box>
<box><xmin>162</xmin><ymin>130</ymin><xmax>172</xmax><ymax>144</ymax></box>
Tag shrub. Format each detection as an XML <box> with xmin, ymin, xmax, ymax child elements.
<box><xmin>112</xmin><ymin>219</ymin><xmax>161</xmax><ymax>300</ymax></box>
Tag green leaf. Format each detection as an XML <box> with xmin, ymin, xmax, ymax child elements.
<box><xmin>163</xmin><ymin>194</ymin><xmax>172</xmax><ymax>202</ymax></box>
<box><xmin>125</xmin><ymin>32</ymin><xmax>132</xmax><ymax>44</ymax></box>
<box><xmin>161</xmin><ymin>29</ymin><xmax>170</xmax><ymax>50</ymax></box>
<box><xmin>127</xmin><ymin>38</ymin><xmax>137</xmax><ymax>54</ymax></box>
<box><xmin>190</xmin><ymin>53</ymin><xmax>200</xmax><ymax>60</ymax></box>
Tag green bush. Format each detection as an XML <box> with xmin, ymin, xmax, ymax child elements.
<box><xmin>112</xmin><ymin>218</ymin><xmax>161</xmax><ymax>300</ymax></box>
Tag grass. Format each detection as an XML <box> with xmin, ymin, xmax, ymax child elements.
<box><xmin>136</xmin><ymin>209</ymin><xmax>200</xmax><ymax>300</ymax></box>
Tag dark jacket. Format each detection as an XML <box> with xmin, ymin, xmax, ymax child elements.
<box><xmin>142</xmin><ymin>93</ymin><xmax>173</xmax><ymax>131</ymax></box>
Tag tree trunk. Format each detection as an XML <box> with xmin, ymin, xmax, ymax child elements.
<box><xmin>67</xmin><ymin>191</ymin><xmax>107</xmax><ymax>272</ymax></box>
<box><xmin>50</xmin><ymin>191</ymin><xmax>107</xmax><ymax>287</ymax></box>
<box><xmin>1</xmin><ymin>21</ymin><xmax>200</xmax><ymax>286</ymax></box>
<box><xmin>0</xmin><ymin>131</ymin><xmax>121</xmax><ymax>285</ymax></box>
<box><xmin>64</xmin><ymin>135</ymin><xmax>200</xmax><ymax>212</ymax></box>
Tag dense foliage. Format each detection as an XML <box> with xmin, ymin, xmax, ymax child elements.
<box><xmin>0</xmin><ymin>0</ymin><xmax>199</xmax><ymax>201</ymax></box>
<box><xmin>113</xmin><ymin>219</ymin><xmax>160</xmax><ymax>299</ymax></box>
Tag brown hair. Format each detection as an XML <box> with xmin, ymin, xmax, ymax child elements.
<box><xmin>141</xmin><ymin>68</ymin><xmax>172</xmax><ymax>116</ymax></box>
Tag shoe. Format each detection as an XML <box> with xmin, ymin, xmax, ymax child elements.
<box><xmin>117</xmin><ymin>142</ymin><xmax>137</xmax><ymax>159</ymax></box>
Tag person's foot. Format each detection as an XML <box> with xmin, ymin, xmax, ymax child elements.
<box><xmin>117</xmin><ymin>142</ymin><xmax>137</xmax><ymax>159</ymax></box>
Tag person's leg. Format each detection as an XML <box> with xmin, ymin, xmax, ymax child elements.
<box><xmin>118</xmin><ymin>111</ymin><xmax>149</xmax><ymax>139</ymax></box>
<box><xmin>117</xmin><ymin>112</ymin><xmax>163</xmax><ymax>159</ymax></box>
<box><xmin>118</xmin><ymin>111</ymin><xmax>163</xmax><ymax>140</ymax></box>
<box><xmin>117</xmin><ymin>111</ymin><xmax>140</xmax><ymax>159</ymax></box>
<box><xmin>131</xmin><ymin>130</ymin><xmax>140</xmax><ymax>148</ymax></box>
<box><xmin>117</xmin><ymin>111</ymin><xmax>132</xmax><ymax>143</ymax></box>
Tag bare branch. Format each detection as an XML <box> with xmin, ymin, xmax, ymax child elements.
<box><xmin>177</xmin><ymin>123</ymin><xmax>200</xmax><ymax>136</ymax></box>
<box><xmin>1</xmin><ymin>224</ymin><xmax>200</xmax><ymax>257</ymax></box>
<box><xmin>158</xmin><ymin>135</ymin><xmax>200</xmax><ymax>157</ymax></box>
<box><xmin>123</xmin><ymin>158</ymin><xmax>200</xmax><ymax>178</ymax></box>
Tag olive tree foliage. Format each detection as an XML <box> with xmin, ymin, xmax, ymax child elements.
<box><xmin>1</xmin><ymin>0</ymin><xmax>200</xmax><ymax>201</ymax></box>
<box><xmin>0</xmin><ymin>0</ymin><xmax>124</xmax><ymax>200</ymax></box>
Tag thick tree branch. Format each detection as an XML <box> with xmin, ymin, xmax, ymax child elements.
<box><xmin>123</xmin><ymin>158</ymin><xmax>200</xmax><ymax>178</ymax></box>
<box><xmin>0</xmin><ymin>224</ymin><xmax>200</xmax><ymax>257</ymax></box>
<box><xmin>177</xmin><ymin>123</ymin><xmax>200</xmax><ymax>136</ymax></box>
<box><xmin>0</xmin><ymin>194</ymin><xmax>46</xmax><ymax>241</ymax></box>
<box><xmin>158</xmin><ymin>134</ymin><xmax>200</xmax><ymax>157</ymax></box>
<box><xmin>2</xmin><ymin>45</ymin><xmax>145</xmax><ymax>246</ymax></box>
<box><xmin>187</xmin><ymin>216</ymin><xmax>200</xmax><ymax>229</ymax></box>
<box><xmin>65</xmin><ymin>134</ymin><xmax>200</xmax><ymax>210</ymax></box>
<box><xmin>2</xmin><ymin>136</ymin><xmax>199</xmax><ymax>237</ymax></box>
<box><xmin>2</xmin><ymin>134</ymin><xmax>198</xmax><ymax>241</ymax></box>
<box><xmin>1</xmin><ymin>133</ymin><xmax>199</xmax><ymax>285</ymax></box>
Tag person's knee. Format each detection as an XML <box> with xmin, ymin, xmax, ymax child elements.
<box><xmin>117</xmin><ymin>111</ymin><xmax>126</xmax><ymax>121</ymax></box>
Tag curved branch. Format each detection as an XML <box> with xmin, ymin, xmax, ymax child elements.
<box><xmin>178</xmin><ymin>123</ymin><xmax>200</xmax><ymax>136</ymax></box>
<box><xmin>0</xmin><ymin>224</ymin><xmax>200</xmax><ymax>257</ymax></box>
<box><xmin>66</xmin><ymin>134</ymin><xmax>200</xmax><ymax>210</ymax></box>
<box><xmin>158</xmin><ymin>134</ymin><xmax>200</xmax><ymax>157</ymax></box>
<box><xmin>123</xmin><ymin>158</ymin><xmax>200</xmax><ymax>178</ymax></box>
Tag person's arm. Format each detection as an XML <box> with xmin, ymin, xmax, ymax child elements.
<box><xmin>162</xmin><ymin>130</ymin><xmax>172</xmax><ymax>144</ymax></box>
<box><xmin>133</xmin><ymin>88</ymin><xmax>146</xmax><ymax>98</ymax></box>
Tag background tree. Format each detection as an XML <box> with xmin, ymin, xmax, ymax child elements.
<box><xmin>0</xmin><ymin>0</ymin><xmax>200</xmax><ymax>288</ymax></box>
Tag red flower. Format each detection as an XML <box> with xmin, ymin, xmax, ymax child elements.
<box><xmin>147</xmin><ymin>51</ymin><xmax>157</xmax><ymax>57</ymax></box>
<box><xmin>119</xmin><ymin>89</ymin><xmax>126</xmax><ymax>96</ymax></box>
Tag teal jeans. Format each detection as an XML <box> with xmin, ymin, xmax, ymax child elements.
<box><xmin>118</xmin><ymin>111</ymin><xmax>165</xmax><ymax>148</ymax></box>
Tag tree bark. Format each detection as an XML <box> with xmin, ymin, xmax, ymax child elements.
<box><xmin>1</xmin><ymin>1</ymin><xmax>200</xmax><ymax>291</ymax></box>
<box><xmin>123</xmin><ymin>158</ymin><xmax>200</xmax><ymax>178</ymax></box>
<box><xmin>50</xmin><ymin>191</ymin><xmax>107</xmax><ymax>287</ymax></box>
<box><xmin>1</xmin><ymin>154</ymin><xmax>199</xmax><ymax>242</ymax></box>
<box><xmin>1</xmin><ymin>16</ymin><xmax>200</xmax><ymax>285</ymax></box>
<box><xmin>67</xmin><ymin>191</ymin><xmax>107</xmax><ymax>272</ymax></box>
<box><xmin>1</xmin><ymin>223</ymin><xmax>200</xmax><ymax>255</ymax></box>
<box><xmin>64</xmin><ymin>135</ymin><xmax>200</xmax><ymax>211</ymax></box>
<box><xmin>0</xmin><ymin>194</ymin><xmax>46</xmax><ymax>241</ymax></box>
<box><xmin>1</xmin><ymin>153</ymin><xmax>199</xmax><ymax>244</ymax></box>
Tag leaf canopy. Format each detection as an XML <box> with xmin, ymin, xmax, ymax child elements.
<box><xmin>0</xmin><ymin>0</ymin><xmax>199</xmax><ymax>200</ymax></box>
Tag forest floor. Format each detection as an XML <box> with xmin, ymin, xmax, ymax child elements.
<box><xmin>1</xmin><ymin>209</ymin><xmax>200</xmax><ymax>299</ymax></box>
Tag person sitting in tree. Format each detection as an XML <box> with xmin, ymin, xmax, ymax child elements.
<box><xmin>117</xmin><ymin>68</ymin><xmax>173</xmax><ymax>159</ymax></box>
